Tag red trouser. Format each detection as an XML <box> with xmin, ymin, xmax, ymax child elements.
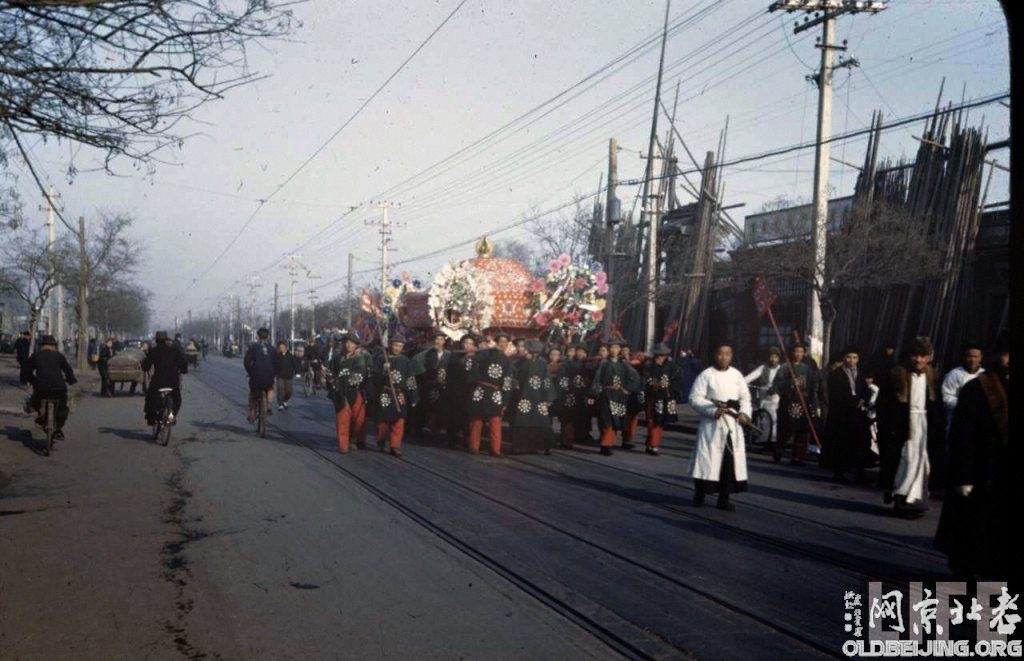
<box><xmin>623</xmin><ymin>413</ymin><xmax>640</xmax><ymax>443</ymax></box>
<box><xmin>376</xmin><ymin>418</ymin><xmax>405</xmax><ymax>449</ymax></box>
<box><xmin>599</xmin><ymin>426</ymin><xmax>617</xmax><ymax>447</ymax></box>
<box><xmin>646</xmin><ymin>403</ymin><xmax>662</xmax><ymax>448</ymax></box>
<box><xmin>335</xmin><ymin>393</ymin><xmax>366</xmax><ymax>452</ymax></box>
<box><xmin>469</xmin><ymin>416</ymin><xmax>502</xmax><ymax>454</ymax></box>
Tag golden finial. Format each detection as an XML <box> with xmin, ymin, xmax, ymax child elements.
<box><xmin>475</xmin><ymin>236</ymin><xmax>494</xmax><ymax>258</ymax></box>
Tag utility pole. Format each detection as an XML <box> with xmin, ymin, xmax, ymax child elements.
<box><xmin>75</xmin><ymin>216</ymin><xmax>89</xmax><ymax>371</ymax></box>
<box><xmin>769</xmin><ymin>0</ymin><xmax>886</xmax><ymax>365</ymax></box>
<box><xmin>272</xmin><ymin>283</ymin><xmax>279</xmax><ymax>343</ymax></box>
<box><xmin>641</xmin><ymin>0</ymin><xmax>672</xmax><ymax>353</ymax></box>
<box><xmin>366</xmin><ymin>202</ymin><xmax>401</xmax><ymax>295</ymax></box>
<box><xmin>345</xmin><ymin>252</ymin><xmax>354</xmax><ymax>329</ymax></box>
<box><xmin>603</xmin><ymin>138</ymin><xmax>620</xmax><ymax>338</ymax></box>
<box><xmin>310</xmin><ymin>293</ymin><xmax>319</xmax><ymax>337</ymax></box>
<box><xmin>39</xmin><ymin>186</ymin><xmax>62</xmax><ymax>342</ymax></box>
<box><xmin>247</xmin><ymin>275</ymin><xmax>261</xmax><ymax>344</ymax></box>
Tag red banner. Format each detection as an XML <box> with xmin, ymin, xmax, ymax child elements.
<box><xmin>359</xmin><ymin>289</ymin><xmax>380</xmax><ymax>317</ymax></box>
<box><xmin>752</xmin><ymin>273</ymin><xmax>778</xmax><ymax>318</ymax></box>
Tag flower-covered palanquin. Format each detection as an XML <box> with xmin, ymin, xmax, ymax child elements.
<box><xmin>404</xmin><ymin>236</ymin><xmax>605</xmax><ymax>342</ymax></box>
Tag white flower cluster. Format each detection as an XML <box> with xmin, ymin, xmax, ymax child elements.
<box><xmin>487</xmin><ymin>363</ymin><xmax>503</xmax><ymax>379</ymax></box>
<box><xmin>609</xmin><ymin>402</ymin><xmax>626</xmax><ymax>418</ymax></box>
<box><xmin>428</xmin><ymin>262</ymin><xmax>494</xmax><ymax>338</ymax></box>
<box><xmin>380</xmin><ymin>393</ymin><xmax>391</xmax><ymax>408</ymax></box>
<box><xmin>537</xmin><ymin>402</ymin><xmax>549</xmax><ymax>416</ymax></box>
<box><xmin>528</xmin><ymin>376</ymin><xmax>542</xmax><ymax>390</ymax></box>
<box><xmin>517</xmin><ymin>400</ymin><xmax>532</xmax><ymax>413</ymax></box>
<box><xmin>564</xmin><ymin>395</ymin><xmax>576</xmax><ymax>408</ymax></box>
<box><xmin>491</xmin><ymin>391</ymin><xmax>503</xmax><ymax>405</ymax></box>
<box><xmin>472</xmin><ymin>388</ymin><xmax>484</xmax><ymax>402</ymax></box>
<box><xmin>667</xmin><ymin>400</ymin><xmax>678</xmax><ymax>415</ymax></box>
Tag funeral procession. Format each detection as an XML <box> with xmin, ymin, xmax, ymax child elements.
<box><xmin>0</xmin><ymin>1</ymin><xmax>1017</xmax><ymax>659</ymax></box>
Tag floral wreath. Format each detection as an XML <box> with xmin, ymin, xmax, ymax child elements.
<box><xmin>530</xmin><ymin>253</ymin><xmax>607</xmax><ymax>338</ymax></box>
<box><xmin>428</xmin><ymin>262</ymin><xmax>493</xmax><ymax>341</ymax></box>
<box><xmin>381</xmin><ymin>271</ymin><xmax>423</xmax><ymax>324</ymax></box>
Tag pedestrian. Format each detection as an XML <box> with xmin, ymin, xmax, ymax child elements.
<box><xmin>621</xmin><ymin>346</ymin><xmax>646</xmax><ymax>450</ymax></box>
<box><xmin>743</xmin><ymin>346</ymin><xmax>782</xmax><ymax>446</ymax></box>
<box><xmin>243</xmin><ymin>328</ymin><xmax>276</xmax><ymax>422</ymax></box>
<box><xmin>371</xmin><ymin>334</ymin><xmax>421</xmax><ymax>457</ymax></box>
<box><xmin>97</xmin><ymin>338</ymin><xmax>115</xmax><ymax>397</ymax></box>
<box><xmin>688</xmin><ymin>340</ymin><xmax>751</xmax><ymax>511</ymax></box>
<box><xmin>678</xmin><ymin>348</ymin><xmax>702</xmax><ymax>401</ymax></box>
<box><xmin>822</xmin><ymin>346</ymin><xmax>871</xmax><ymax>483</ymax></box>
<box><xmin>467</xmin><ymin>332</ymin><xmax>513</xmax><ymax>457</ymax></box>
<box><xmin>509</xmin><ymin>338</ymin><xmax>555</xmax><ymax>454</ymax></box>
<box><xmin>877</xmin><ymin>337</ymin><xmax>945</xmax><ymax>518</ymax></box>
<box><xmin>588</xmin><ymin>335</ymin><xmax>641</xmax><ymax>456</ymax></box>
<box><xmin>273</xmin><ymin>340</ymin><xmax>301</xmax><ymax>411</ymax></box>
<box><xmin>642</xmin><ymin>343</ymin><xmax>683</xmax><ymax>455</ymax></box>
<box><xmin>14</xmin><ymin>330</ymin><xmax>31</xmax><ymax>372</ymax></box>
<box><xmin>940</xmin><ymin>344</ymin><xmax>985</xmax><ymax>430</ymax></box>
<box><xmin>934</xmin><ymin>349</ymin><xmax>1010</xmax><ymax>579</ymax></box>
<box><xmin>771</xmin><ymin>342</ymin><xmax>819</xmax><ymax>466</ymax></box>
<box><xmin>416</xmin><ymin>331</ymin><xmax>452</xmax><ymax>440</ymax></box>
<box><xmin>329</xmin><ymin>332</ymin><xmax>370</xmax><ymax>453</ymax></box>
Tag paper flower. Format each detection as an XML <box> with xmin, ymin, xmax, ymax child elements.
<box><xmin>557</xmin><ymin>253</ymin><xmax>571</xmax><ymax>266</ymax></box>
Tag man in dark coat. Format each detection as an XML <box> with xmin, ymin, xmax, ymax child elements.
<box><xmin>97</xmin><ymin>337</ymin><xmax>115</xmax><ymax>397</ymax></box>
<box><xmin>371</xmin><ymin>334</ymin><xmax>421</xmax><ymax>457</ymax></box>
<box><xmin>415</xmin><ymin>331</ymin><xmax>452</xmax><ymax>440</ymax></box>
<box><xmin>622</xmin><ymin>346</ymin><xmax>646</xmax><ymax>450</ymax></box>
<box><xmin>446</xmin><ymin>333</ymin><xmax>477</xmax><ymax>447</ymax></box>
<box><xmin>21</xmin><ymin>335</ymin><xmax>77</xmax><ymax>440</ymax></box>
<box><xmin>588</xmin><ymin>335</ymin><xmax>641</xmax><ymax>456</ymax></box>
<box><xmin>509</xmin><ymin>339</ymin><xmax>555</xmax><ymax>454</ymax></box>
<box><xmin>243</xmin><ymin>328</ymin><xmax>276</xmax><ymax>422</ymax></box>
<box><xmin>14</xmin><ymin>330</ymin><xmax>31</xmax><ymax>371</ymax></box>
<box><xmin>273</xmin><ymin>340</ymin><xmax>301</xmax><ymax>411</ymax></box>
<box><xmin>467</xmin><ymin>332</ymin><xmax>512</xmax><ymax>457</ymax></box>
<box><xmin>678</xmin><ymin>348</ymin><xmax>701</xmax><ymax>401</ymax></box>
<box><xmin>935</xmin><ymin>354</ymin><xmax>1011</xmax><ymax>580</ymax></box>
<box><xmin>822</xmin><ymin>346</ymin><xmax>871</xmax><ymax>482</ymax></box>
<box><xmin>141</xmin><ymin>331</ymin><xmax>188</xmax><ymax>426</ymax></box>
<box><xmin>328</xmin><ymin>332</ymin><xmax>370</xmax><ymax>453</ymax></box>
<box><xmin>877</xmin><ymin>336</ymin><xmax>945</xmax><ymax>517</ymax></box>
<box><xmin>556</xmin><ymin>342</ymin><xmax>591</xmax><ymax>449</ymax></box>
<box><xmin>642</xmin><ymin>343</ymin><xmax>684</xmax><ymax>456</ymax></box>
<box><xmin>771</xmin><ymin>342</ymin><xmax>819</xmax><ymax>466</ymax></box>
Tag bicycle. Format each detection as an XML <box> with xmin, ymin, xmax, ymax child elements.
<box><xmin>152</xmin><ymin>387</ymin><xmax>176</xmax><ymax>446</ymax></box>
<box><xmin>253</xmin><ymin>389</ymin><xmax>269</xmax><ymax>438</ymax></box>
<box><xmin>39</xmin><ymin>397</ymin><xmax>59</xmax><ymax>456</ymax></box>
<box><xmin>744</xmin><ymin>385</ymin><xmax>775</xmax><ymax>452</ymax></box>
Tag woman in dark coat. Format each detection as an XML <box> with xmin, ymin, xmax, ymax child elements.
<box><xmin>510</xmin><ymin>339</ymin><xmax>556</xmax><ymax>454</ymax></box>
<box><xmin>821</xmin><ymin>346</ymin><xmax>871</xmax><ymax>482</ymax></box>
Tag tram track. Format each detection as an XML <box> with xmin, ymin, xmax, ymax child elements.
<box><xmin>194</xmin><ymin>364</ymin><xmax>848</xmax><ymax>658</ymax></box>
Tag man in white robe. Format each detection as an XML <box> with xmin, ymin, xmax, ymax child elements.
<box><xmin>744</xmin><ymin>346</ymin><xmax>781</xmax><ymax>445</ymax></box>
<box><xmin>688</xmin><ymin>341</ymin><xmax>751</xmax><ymax>511</ymax></box>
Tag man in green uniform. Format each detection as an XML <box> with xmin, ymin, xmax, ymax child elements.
<box><xmin>467</xmin><ymin>332</ymin><xmax>513</xmax><ymax>456</ymax></box>
<box><xmin>642</xmin><ymin>343</ymin><xmax>684</xmax><ymax>455</ymax></box>
<box><xmin>510</xmin><ymin>338</ymin><xmax>555</xmax><ymax>454</ymax></box>
<box><xmin>588</xmin><ymin>335</ymin><xmax>641</xmax><ymax>456</ymax></box>
<box><xmin>371</xmin><ymin>334</ymin><xmax>422</xmax><ymax>457</ymax></box>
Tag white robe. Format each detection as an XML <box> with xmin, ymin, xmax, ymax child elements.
<box><xmin>744</xmin><ymin>364</ymin><xmax>780</xmax><ymax>443</ymax></box>
<box><xmin>893</xmin><ymin>372</ymin><xmax>930</xmax><ymax>505</ymax></box>
<box><xmin>688</xmin><ymin>366</ymin><xmax>751</xmax><ymax>483</ymax></box>
<box><xmin>941</xmin><ymin>366</ymin><xmax>984</xmax><ymax>429</ymax></box>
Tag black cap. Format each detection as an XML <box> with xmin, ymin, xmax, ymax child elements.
<box><xmin>493</xmin><ymin>331</ymin><xmax>511</xmax><ymax>341</ymax></box>
<box><xmin>603</xmin><ymin>335</ymin><xmax>626</xmax><ymax>347</ymax></box>
<box><xmin>841</xmin><ymin>345</ymin><xmax>861</xmax><ymax>357</ymax></box>
<box><xmin>525</xmin><ymin>338</ymin><xmax>544</xmax><ymax>353</ymax></box>
<box><xmin>651</xmin><ymin>343</ymin><xmax>671</xmax><ymax>356</ymax></box>
<box><xmin>39</xmin><ymin>334</ymin><xmax>58</xmax><ymax>347</ymax></box>
<box><xmin>155</xmin><ymin>331</ymin><xmax>169</xmax><ymax>342</ymax></box>
<box><xmin>257</xmin><ymin>328</ymin><xmax>269</xmax><ymax>339</ymax></box>
<box><xmin>389</xmin><ymin>333</ymin><xmax>406</xmax><ymax>344</ymax></box>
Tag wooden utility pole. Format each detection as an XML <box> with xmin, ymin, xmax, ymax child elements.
<box><xmin>272</xmin><ymin>282</ymin><xmax>278</xmax><ymax>343</ymax></box>
<box><xmin>75</xmin><ymin>216</ymin><xmax>89</xmax><ymax>371</ymax></box>
<box><xmin>310</xmin><ymin>293</ymin><xmax>319</xmax><ymax>337</ymax></box>
<box><xmin>769</xmin><ymin>0</ymin><xmax>886</xmax><ymax>364</ymax></box>
<box><xmin>642</xmin><ymin>0</ymin><xmax>671</xmax><ymax>353</ymax></box>
<box><xmin>40</xmin><ymin>186</ymin><xmax>62</xmax><ymax>342</ymax></box>
<box><xmin>603</xmin><ymin>138</ymin><xmax>618</xmax><ymax>338</ymax></box>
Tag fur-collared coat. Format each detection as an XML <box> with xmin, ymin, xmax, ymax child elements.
<box><xmin>876</xmin><ymin>365</ymin><xmax>947</xmax><ymax>490</ymax></box>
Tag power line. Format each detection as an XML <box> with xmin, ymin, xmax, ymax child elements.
<box><xmin>169</xmin><ymin>0</ymin><xmax>470</xmax><ymax>309</ymax></box>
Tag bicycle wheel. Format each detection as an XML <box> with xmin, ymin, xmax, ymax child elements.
<box><xmin>302</xmin><ymin>372</ymin><xmax>311</xmax><ymax>397</ymax></box>
<box><xmin>43</xmin><ymin>400</ymin><xmax>56</xmax><ymax>456</ymax></box>
<box><xmin>754</xmin><ymin>409</ymin><xmax>774</xmax><ymax>447</ymax></box>
<box><xmin>257</xmin><ymin>395</ymin><xmax>267</xmax><ymax>438</ymax></box>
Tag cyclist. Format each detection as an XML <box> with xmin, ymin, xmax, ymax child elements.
<box><xmin>244</xmin><ymin>327</ymin><xmax>276</xmax><ymax>422</ymax></box>
<box><xmin>744</xmin><ymin>346</ymin><xmax>782</xmax><ymax>446</ymax></box>
<box><xmin>304</xmin><ymin>336</ymin><xmax>323</xmax><ymax>391</ymax></box>
<box><xmin>21</xmin><ymin>334</ymin><xmax>77</xmax><ymax>441</ymax></box>
<box><xmin>142</xmin><ymin>331</ymin><xmax>189</xmax><ymax>426</ymax></box>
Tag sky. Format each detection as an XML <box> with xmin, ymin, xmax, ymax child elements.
<box><xmin>11</xmin><ymin>0</ymin><xmax>1011</xmax><ymax>329</ymax></box>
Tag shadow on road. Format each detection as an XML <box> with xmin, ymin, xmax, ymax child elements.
<box><xmin>1</xmin><ymin>424</ymin><xmax>46</xmax><ymax>456</ymax></box>
<box><xmin>97</xmin><ymin>426</ymin><xmax>160</xmax><ymax>443</ymax></box>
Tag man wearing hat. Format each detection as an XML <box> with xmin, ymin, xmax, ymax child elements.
<box><xmin>688</xmin><ymin>341</ymin><xmax>751</xmax><ymax>511</ymax></box>
<box><xmin>509</xmin><ymin>338</ymin><xmax>556</xmax><ymax>454</ymax></box>
<box><xmin>587</xmin><ymin>335</ymin><xmax>642</xmax><ymax>456</ymax></box>
<box><xmin>877</xmin><ymin>337</ymin><xmax>945</xmax><ymax>517</ymax></box>
<box><xmin>621</xmin><ymin>345</ymin><xmax>646</xmax><ymax>450</ymax></box>
<box><xmin>771</xmin><ymin>342</ymin><xmax>820</xmax><ymax>466</ymax></box>
<box><xmin>642</xmin><ymin>343</ymin><xmax>684</xmax><ymax>455</ymax></box>
<box><xmin>446</xmin><ymin>333</ymin><xmax>478</xmax><ymax>446</ymax></box>
<box><xmin>743</xmin><ymin>346</ymin><xmax>782</xmax><ymax>446</ymax></box>
<box><xmin>14</xmin><ymin>330</ymin><xmax>31</xmax><ymax>372</ymax></box>
<box><xmin>467</xmin><ymin>331</ymin><xmax>513</xmax><ymax>456</ymax></box>
<box><xmin>822</xmin><ymin>345</ymin><xmax>871</xmax><ymax>483</ymax></box>
<box><xmin>244</xmin><ymin>328</ymin><xmax>277</xmax><ymax>422</ymax></box>
<box><xmin>555</xmin><ymin>342</ymin><xmax>590</xmax><ymax>449</ymax></box>
<box><xmin>328</xmin><ymin>331</ymin><xmax>371</xmax><ymax>453</ymax></box>
<box><xmin>371</xmin><ymin>334</ymin><xmax>422</xmax><ymax>456</ymax></box>
<box><xmin>415</xmin><ymin>331</ymin><xmax>452</xmax><ymax>441</ymax></box>
<box><xmin>20</xmin><ymin>335</ymin><xmax>77</xmax><ymax>440</ymax></box>
<box><xmin>142</xmin><ymin>331</ymin><xmax>189</xmax><ymax>427</ymax></box>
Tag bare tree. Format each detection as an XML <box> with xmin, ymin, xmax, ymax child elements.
<box><xmin>523</xmin><ymin>195</ymin><xmax>600</xmax><ymax>262</ymax></box>
<box><xmin>91</xmin><ymin>285</ymin><xmax>151</xmax><ymax>337</ymax></box>
<box><xmin>0</xmin><ymin>226</ymin><xmax>70</xmax><ymax>353</ymax></box>
<box><xmin>492</xmin><ymin>239</ymin><xmax>543</xmax><ymax>275</ymax></box>
<box><xmin>732</xmin><ymin>198</ymin><xmax>944</xmax><ymax>363</ymax></box>
<box><xmin>1</xmin><ymin>1</ymin><xmax>299</xmax><ymax>171</ymax></box>
<box><xmin>59</xmin><ymin>212</ymin><xmax>144</xmax><ymax>368</ymax></box>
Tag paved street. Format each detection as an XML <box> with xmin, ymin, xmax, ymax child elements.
<box><xmin>1</xmin><ymin>356</ymin><xmax>949</xmax><ymax>659</ymax></box>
